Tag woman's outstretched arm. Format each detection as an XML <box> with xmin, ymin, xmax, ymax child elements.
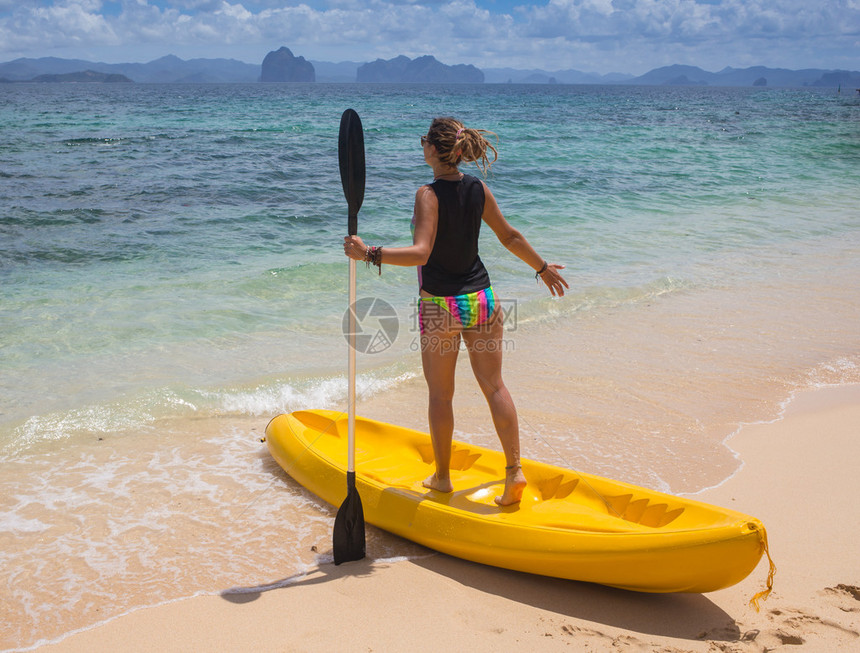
<box><xmin>480</xmin><ymin>182</ymin><xmax>569</xmax><ymax>297</ymax></box>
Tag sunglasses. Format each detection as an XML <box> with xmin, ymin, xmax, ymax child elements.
<box><xmin>420</xmin><ymin>135</ymin><xmax>431</xmax><ymax>146</ymax></box>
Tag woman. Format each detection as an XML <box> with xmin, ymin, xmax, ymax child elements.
<box><xmin>344</xmin><ymin>117</ymin><xmax>568</xmax><ymax>506</ymax></box>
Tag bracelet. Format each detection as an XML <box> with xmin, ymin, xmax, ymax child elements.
<box><xmin>535</xmin><ymin>260</ymin><xmax>548</xmax><ymax>282</ymax></box>
<box><xmin>373</xmin><ymin>246</ymin><xmax>383</xmax><ymax>275</ymax></box>
<box><xmin>365</xmin><ymin>246</ymin><xmax>383</xmax><ymax>275</ymax></box>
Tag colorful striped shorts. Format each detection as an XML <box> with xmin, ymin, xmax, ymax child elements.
<box><xmin>418</xmin><ymin>286</ymin><xmax>496</xmax><ymax>334</ymax></box>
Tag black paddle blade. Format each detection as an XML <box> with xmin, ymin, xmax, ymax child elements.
<box><xmin>333</xmin><ymin>472</ymin><xmax>366</xmax><ymax>564</ymax></box>
<box><xmin>338</xmin><ymin>109</ymin><xmax>365</xmax><ymax>236</ymax></box>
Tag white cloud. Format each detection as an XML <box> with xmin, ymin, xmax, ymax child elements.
<box><xmin>1</xmin><ymin>0</ymin><xmax>118</xmax><ymax>51</ymax></box>
<box><xmin>521</xmin><ymin>0</ymin><xmax>859</xmax><ymax>43</ymax></box>
<box><xmin>0</xmin><ymin>0</ymin><xmax>857</xmax><ymax>72</ymax></box>
<box><xmin>503</xmin><ymin>0</ymin><xmax>860</xmax><ymax>70</ymax></box>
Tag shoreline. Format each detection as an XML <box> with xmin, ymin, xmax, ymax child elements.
<box><xmin>31</xmin><ymin>383</ymin><xmax>860</xmax><ymax>652</ymax></box>
<box><xmin>681</xmin><ymin>381</ymin><xmax>846</xmax><ymax>499</ymax></box>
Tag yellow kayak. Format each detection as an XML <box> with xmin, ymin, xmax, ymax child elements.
<box><xmin>266</xmin><ymin>409</ymin><xmax>773</xmax><ymax>595</ymax></box>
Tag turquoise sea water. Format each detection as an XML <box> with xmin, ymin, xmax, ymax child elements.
<box><xmin>3</xmin><ymin>83</ymin><xmax>858</xmax><ymax>448</ymax></box>
<box><xmin>1</xmin><ymin>83</ymin><xmax>859</xmax><ymax>648</ymax></box>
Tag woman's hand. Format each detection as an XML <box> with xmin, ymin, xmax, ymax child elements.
<box><xmin>538</xmin><ymin>263</ymin><xmax>569</xmax><ymax>297</ymax></box>
<box><xmin>343</xmin><ymin>235</ymin><xmax>367</xmax><ymax>261</ymax></box>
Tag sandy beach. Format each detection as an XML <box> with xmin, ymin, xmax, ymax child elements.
<box><xmin>36</xmin><ymin>383</ymin><xmax>860</xmax><ymax>652</ymax></box>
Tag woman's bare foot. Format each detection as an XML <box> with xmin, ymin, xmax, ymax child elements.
<box><xmin>495</xmin><ymin>465</ymin><xmax>526</xmax><ymax>506</ymax></box>
<box><xmin>423</xmin><ymin>473</ymin><xmax>454</xmax><ymax>493</ymax></box>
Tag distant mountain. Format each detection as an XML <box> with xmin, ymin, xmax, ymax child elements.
<box><xmin>357</xmin><ymin>55</ymin><xmax>484</xmax><ymax>83</ymax></box>
<box><xmin>804</xmin><ymin>70</ymin><xmax>860</xmax><ymax>87</ymax></box>
<box><xmin>310</xmin><ymin>60</ymin><xmax>362</xmax><ymax>83</ymax></box>
<box><xmin>0</xmin><ymin>57</ymin><xmax>102</xmax><ymax>81</ymax></box>
<box><xmin>630</xmin><ymin>65</ymin><xmax>714</xmax><ymax>85</ymax></box>
<box><xmin>32</xmin><ymin>70</ymin><xmax>132</xmax><ymax>83</ymax></box>
<box><xmin>115</xmin><ymin>55</ymin><xmax>259</xmax><ymax>83</ymax></box>
<box><xmin>0</xmin><ymin>55</ymin><xmax>856</xmax><ymax>87</ymax></box>
<box><xmin>260</xmin><ymin>47</ymin><xmax>314</xmax><ymax>82</ymax></box>
<box><xmin>0</xmin><ymin>55</ymin><xmax>258</xmax><ymax>83</ymax></box>
<box><xmin>626</xmin><ymin>65</ymin><xmax>860</xmax><ymax>87</ymax></box>
<box><xmin>483</xmin><ymin>67</ymin><xmax>633</xmax><ymax>84</ymax></box>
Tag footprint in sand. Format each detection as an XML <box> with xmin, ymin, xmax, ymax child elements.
<box><xmin>764</xmin><ymin>603</ymin><xmax>859</xmax><ymax>648</ymax></box>
<box><xmin>823</xmin><ymin>583</ymin><xmax>860</xmax><ymax>611</ymax></box>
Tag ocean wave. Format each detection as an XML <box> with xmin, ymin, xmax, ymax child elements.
<box><xmin>198</xmin><ymin>370</ymin><xmax>418</xmax><ymax>416</ymax></box>
<box><xmin>509</xmin><ymin>275</ymin><xmax>695</xmax><ymax>325</ymax></box>
<box><xmin>4</xmin><ymin>370</ymin><xmax>419</xmax><ymax>456</ymax></box>
<box><xmin>802</xmin><ymin>356</ymin><xmax>860</xmax><ymax>388</ymax></box>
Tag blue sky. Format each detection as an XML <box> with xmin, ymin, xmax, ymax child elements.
<box><xmin>0</xmin><ymin>0</ymin><xmax>857</xmax><ymax>74</ymax></box>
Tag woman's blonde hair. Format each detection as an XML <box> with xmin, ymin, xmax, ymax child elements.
<box><xmin>426</xmin><ymin>117</ymin><xmax>498</xmax><ymax>175</ymax></box>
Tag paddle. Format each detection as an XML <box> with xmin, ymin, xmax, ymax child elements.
<box><xmin>333</xmin><ymin>108</ymin><xmax>366</xmax><ymax>565</ymax></box>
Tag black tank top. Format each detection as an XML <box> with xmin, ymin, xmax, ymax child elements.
<box><xmin>419</xmin><ymin>174</ymin><xmax>491</xmax><ymax>296</ymax></box>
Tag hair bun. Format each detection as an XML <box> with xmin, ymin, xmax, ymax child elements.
<box><xmin>427</xmin><ymin>117</ymin><xmax>498</xmax><ymax>175</ymax></box>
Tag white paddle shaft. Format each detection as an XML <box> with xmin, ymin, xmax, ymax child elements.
<box><xmin>347</xmin><ymin>257</ymin><xmax>356</xmax><ymax>473</ymax></box>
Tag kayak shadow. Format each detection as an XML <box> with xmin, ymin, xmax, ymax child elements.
<box><xmin>220</xmin><ymin>545</ymin><xmax>744</xmax><ymax>644</ymax></box>
<box><xmin>409</xmin><ymin>553</ymin><xmax>745</xmax><ymax>644</ymax></box>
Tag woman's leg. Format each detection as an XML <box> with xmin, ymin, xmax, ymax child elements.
<box><xmin>420</xmin><ymin>302</ymin><xmax>461</xmax><ymax>492</ymax></box>
<box><xmin>462</xmin><ymin>309</ymin><xmax>527</xmax><ymax>505</ymax></box>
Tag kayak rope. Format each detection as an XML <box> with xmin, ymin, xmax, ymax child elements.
<box><xmin>748</xmin><ymin>523</ymin><xmax>777</xmax><ymax>611</ymax></box>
